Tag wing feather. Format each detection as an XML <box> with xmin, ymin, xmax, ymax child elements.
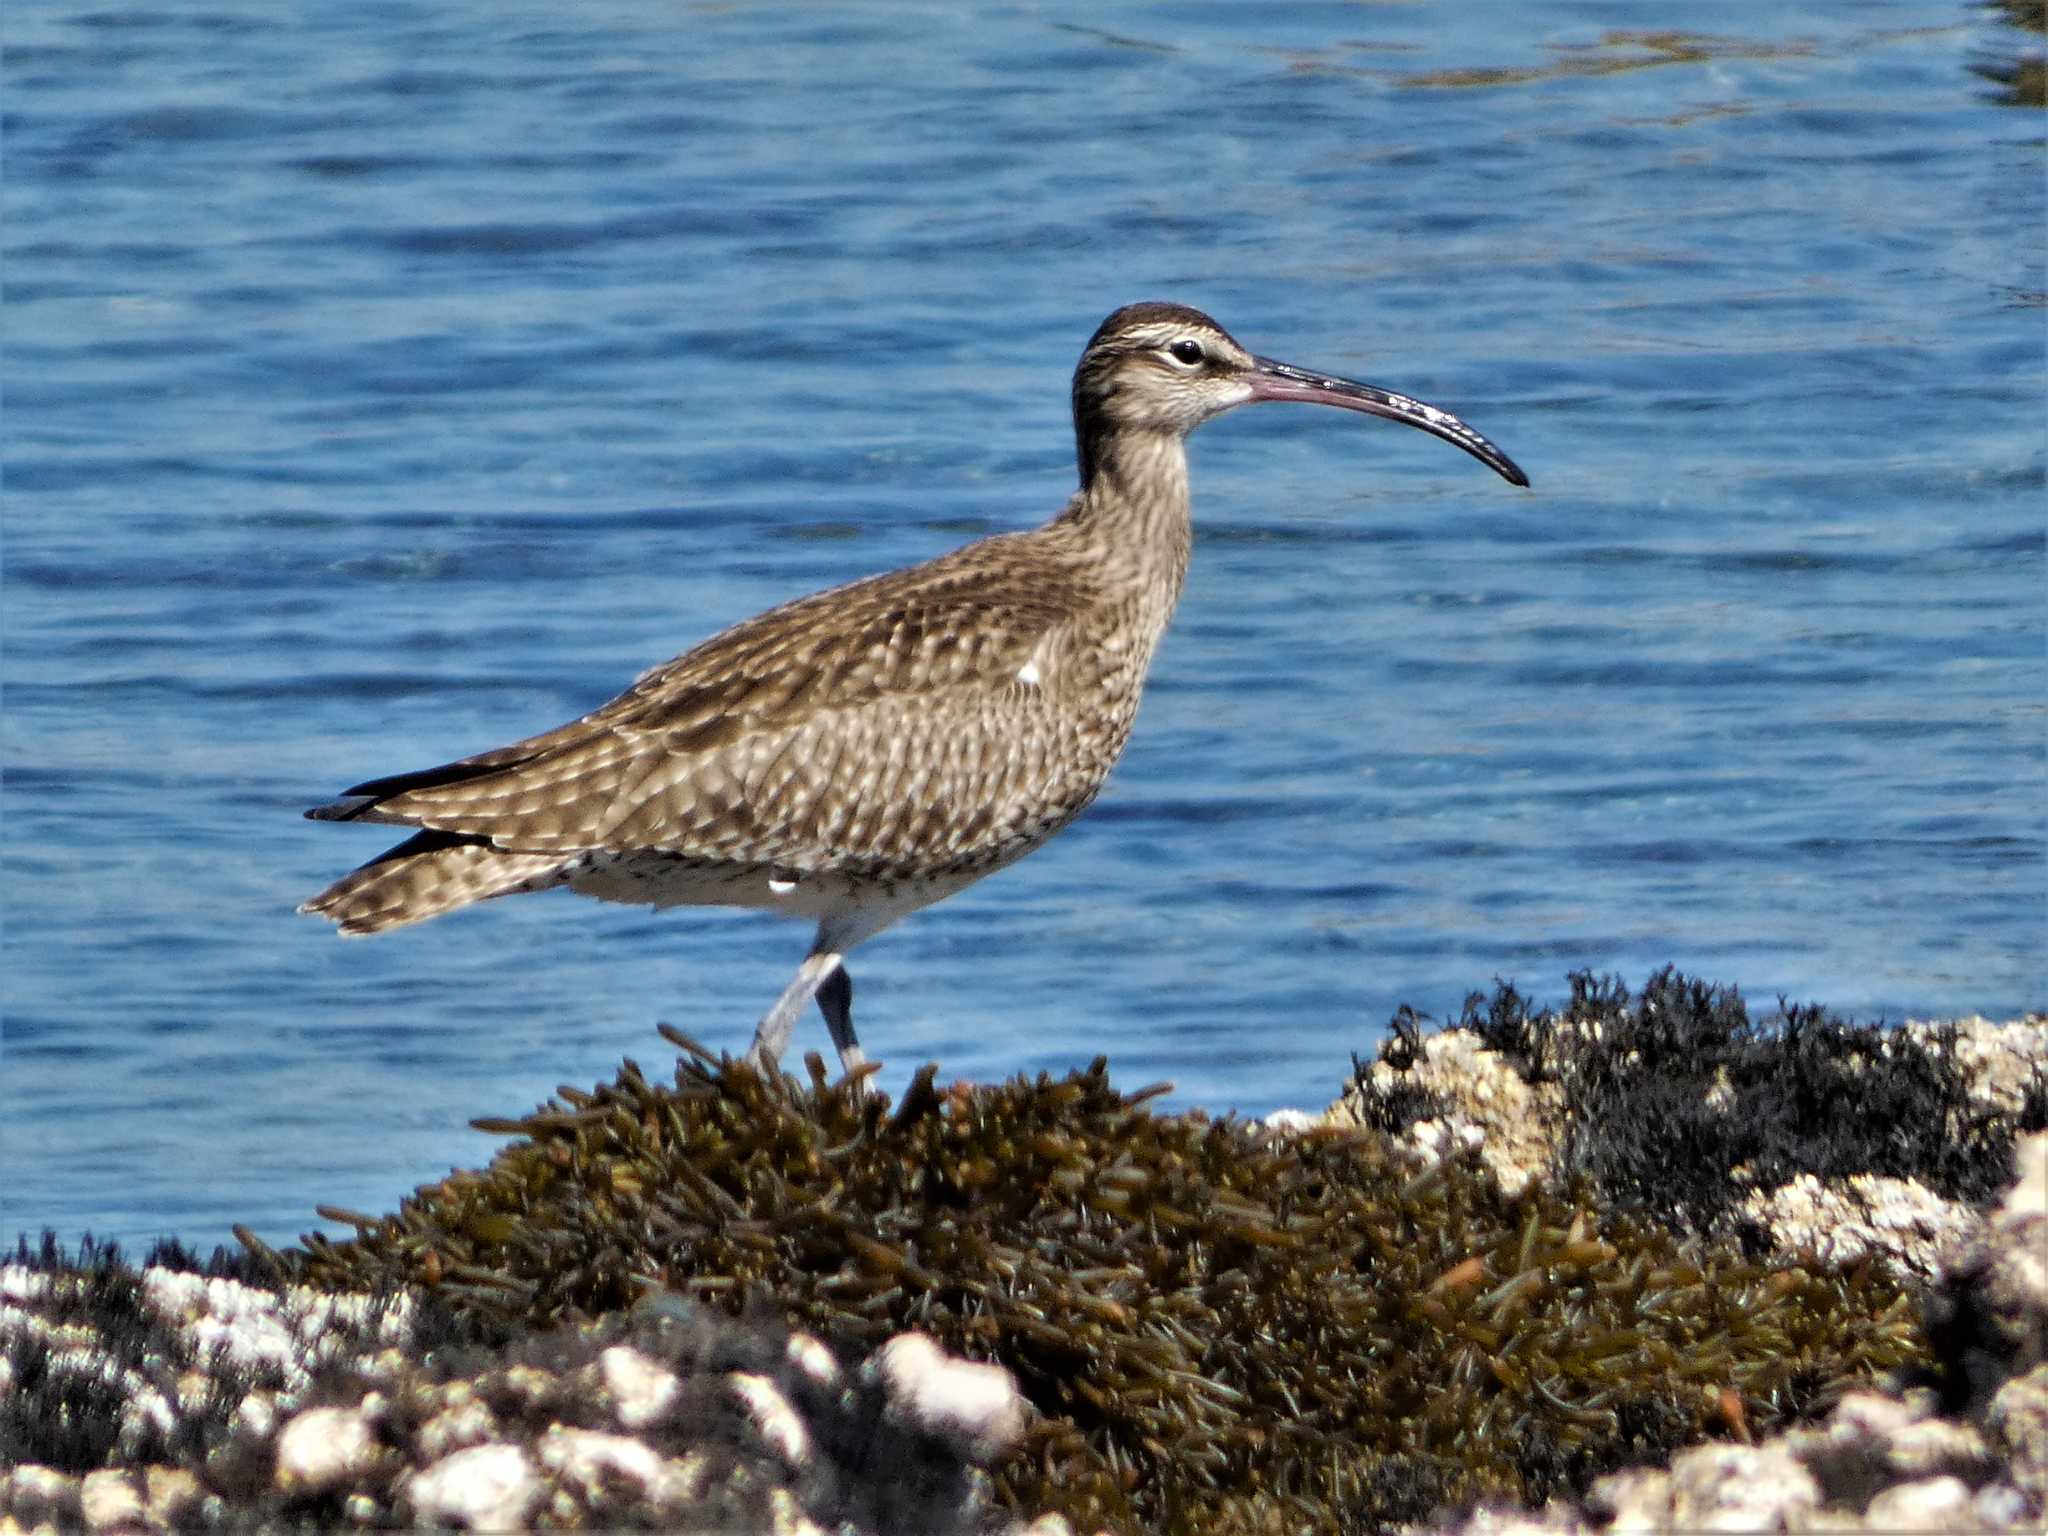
<box><xmin>306</xmin><ymin>530</ymin><xmax>1108</xmax><ymax>875</ymax></box>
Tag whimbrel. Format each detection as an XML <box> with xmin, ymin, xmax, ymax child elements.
<box><xmin>300</xmin><ymin>303</ymin><xmax>1527</xmax><ymax>1074</ymax></box>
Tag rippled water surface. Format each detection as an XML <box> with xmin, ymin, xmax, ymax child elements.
<box><xmin>6</xmin><ymin>2</ymin><xmax>2043</xmax><ymax>1250</ymax></box>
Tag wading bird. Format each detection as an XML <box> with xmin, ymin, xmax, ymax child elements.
<box><xmin>301</xmin><ymin>302</ymin><xmax>1527</xmax><ymax>1074</ymax></box>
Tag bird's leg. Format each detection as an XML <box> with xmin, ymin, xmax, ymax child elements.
<box><xmin>744</xmin><ymin>947</ymin><xmax>843</xmax><ymax>1074</ymax></box>
<box><xmin>813</xmin><ymin>965</ymin><xmax>867</xmax><ymax>1076</ymax></box>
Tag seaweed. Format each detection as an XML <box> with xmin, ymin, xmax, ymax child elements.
<box><xmin>282</xmin><ymin>1034</ymin><xmax>1929</xmax><ymax>1534</ymax></box>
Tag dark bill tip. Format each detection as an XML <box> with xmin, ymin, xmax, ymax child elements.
<box><xmin>1248</xmin><ymin>357</ymin><xmax>1529</xmax><ymax>487</ymax></box>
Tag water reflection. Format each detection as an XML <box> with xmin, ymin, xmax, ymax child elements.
<box><xmin>1393</xmin><ymin>31</ymin><xmax>1814</xmax><ymax>91</ymax></box>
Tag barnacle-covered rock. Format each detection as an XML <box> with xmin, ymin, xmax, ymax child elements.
<box><xmin>1740</xmin><ymin>1173</ymin><xmax>1981</xmax><ymax>1282</ymax></box>
<box><xmin>1341</xmin><ymin>1010</ymin><xmax>1564</xmax><ymax>1198</ymax></box>
<box><xmin>269</xmin><ymin>1035</ymin><xmax>1931</xmax><ymax>1534</ymax></box>
<box><xmin>1925</xmin><ymin>1128</ymin><xmax>2048</xmax><ymax>1510</ymax></box>
<box><xmin>1337</xmin><ymin>970</ymin><xmax>2046</xmax><ymax>1278</ymax></box>
<box><xmin>0</xmin><ymin>1242</ymin><xmax>1036</xmax><ymax>1534</ymax></box>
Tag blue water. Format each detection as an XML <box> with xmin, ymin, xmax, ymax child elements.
<box><xmin>5</xmin><ymin>3</ymin><xmax>2042</xmax><ymax>1253</ymax></box>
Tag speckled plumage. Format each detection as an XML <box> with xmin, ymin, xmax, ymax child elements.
<box><xmin>305</xmin><ymin>518</ymin><xmax>1170</xmax><ymax>920</ymax></box>
<box><xmin>302</xmin><ymin>303</ymin><xmax>1527</xmax><ymax>1072</ymax></box>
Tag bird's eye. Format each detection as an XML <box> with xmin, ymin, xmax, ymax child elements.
<box><xmin>1168</xmin><ymin>339</ymin><xmax>1205</xmax><ymax>367</ymax></box>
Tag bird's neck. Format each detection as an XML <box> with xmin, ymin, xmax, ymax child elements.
<box><xmin>1058</xmin><ymin>429</ymin><xmax>1193</xmax><ymax>608</ymax></box>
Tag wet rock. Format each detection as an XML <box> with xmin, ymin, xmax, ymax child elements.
<box><xmin>1590</xmin><ymin>1441</ymin><xmax>1820</xmax><ymax>1532</ymax></box>
<box><xmin>1987</xmin><ymin>1363</ymin><xmax>2048</xmax><ymax>1507</ymax></box>
<box><xmin>1739</xmin><ymin>1173</ymin><xmax>1979</xmax><ymax>1281</ymax></box>
<box><xmin>873</xmin><ymin>1331</ymin><xmax>1029</xmax><ymax>1463</ymax></box>
<box><xmin>404</xmin><ymin>1442</ymin><xmax>537</xmax><ymax>1531</ymax></box>
<box><xmin>0</xmin><ymin>1254</ymin><xmax>1045</xmax><ymax>1533</ymax></box>
<box><xmin>1336</xmin><ymin>1024</ymin><xmax>1562</xmax><ymax>1198</ymax></box>
<box><xmin>599</xmin><ymin>1343</ymin><xmax>680</xmax><ymax>1430</ymax></box>
<box><xmin>730</xmin><ymin>1371</ymin><xmax>812</xmax><ymax>1466</ymax></box>
<box><xmin>273</xmin><ymin>1403</ymin><xmax>378</xmax><ymax>1493</ymax></box>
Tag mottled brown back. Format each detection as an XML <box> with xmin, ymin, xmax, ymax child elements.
<box><xmin>300</xmin><ymin>517</ymin><xmax>1168</xmax><ymax>930</ymax></box>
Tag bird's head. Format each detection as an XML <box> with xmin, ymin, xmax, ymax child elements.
<box><xmin>1072</xmin><ymin>302</ymin><xmax>1262</xmax><ymax>439</ymax></box>
<box><xmin>1072</xmin><ymin>301</ymin><xmax>1528</xmax><ymax>489</ymax></box>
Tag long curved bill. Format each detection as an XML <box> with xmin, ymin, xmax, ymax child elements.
<box><xmin>1248</xmin><ymin>356</ymin><xmax>1529</xmax><ymax>487</ymax></box>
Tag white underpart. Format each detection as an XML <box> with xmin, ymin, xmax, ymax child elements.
<box><xmin>768</xmin><ymin>875</ymin><xmax>797</xmax><ymax>896</ymax></box>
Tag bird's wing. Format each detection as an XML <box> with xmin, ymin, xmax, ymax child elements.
<box><xmin>309</xmin><ymin>531</ymin><xmax>1105</xmax><ymax>870</ymax></box>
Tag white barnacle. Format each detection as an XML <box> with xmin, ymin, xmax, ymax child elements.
<box><xmin>1016</xmin><ymin>660</ymin><xmax>1042</xmax><ymax>687</ymax></box>
<box><xmin>729</xmin><ymin>1373</ymin><xmax>810</xmax><ymax>1465</ymax></box>
<box><xmin>768</xmin><ymin>875</ymin><xmax>797</xmax><ymax>896</ymax></box>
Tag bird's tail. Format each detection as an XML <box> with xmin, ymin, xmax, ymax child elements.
<box><xmin>299</xmin><ymin>830</ymin><xmax>569</xmax><ymax>935</ymax></box>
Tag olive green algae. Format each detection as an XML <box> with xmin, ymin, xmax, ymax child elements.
<box><xmin>281</xmin><ymin>1036</ymin><xmax>1931</xmax><ymax>1535</ymax></box>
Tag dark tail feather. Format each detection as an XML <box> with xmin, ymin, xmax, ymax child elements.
<box><xmin>298</xmin><ymin>830</ymin><xmax>567</xmax><ymax>935</ymax></box>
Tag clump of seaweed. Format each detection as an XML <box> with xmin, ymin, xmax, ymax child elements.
<box><xmin>1387</xmin><ymin>968</ymin><xmax>2047</xmax><ymax>1241</ymax></box>
<box><xmin>286</xmin><ymin>1032</ymin><xmax>1930</xmax><ymax>1535</ymax></box>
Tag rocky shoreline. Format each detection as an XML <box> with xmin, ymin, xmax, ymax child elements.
<box><xmin>4</xmin><ymin>973</ymin><xmax>2042</xmax><ymax>1533</ymax></box>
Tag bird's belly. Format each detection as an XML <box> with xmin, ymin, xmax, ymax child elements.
<box><xmin>565</xmin><ymin>852</ymin><xmax>775</xmax><ymax>911</ymax></box>
<box><xmin>562</xmin><ymin>849</ymin><xmax>997</xmax><ymax>927</ymax></box>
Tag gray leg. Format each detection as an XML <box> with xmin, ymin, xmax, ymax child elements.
<box><xmin>745</xmin><ymin>946</ymin><xmax>843</xmax><ymax>1073</ymax></box>
<box><xmin>814</xmin><ymin>965</ymin><xmax>867</xmax><ymax>1075</ymax></box>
